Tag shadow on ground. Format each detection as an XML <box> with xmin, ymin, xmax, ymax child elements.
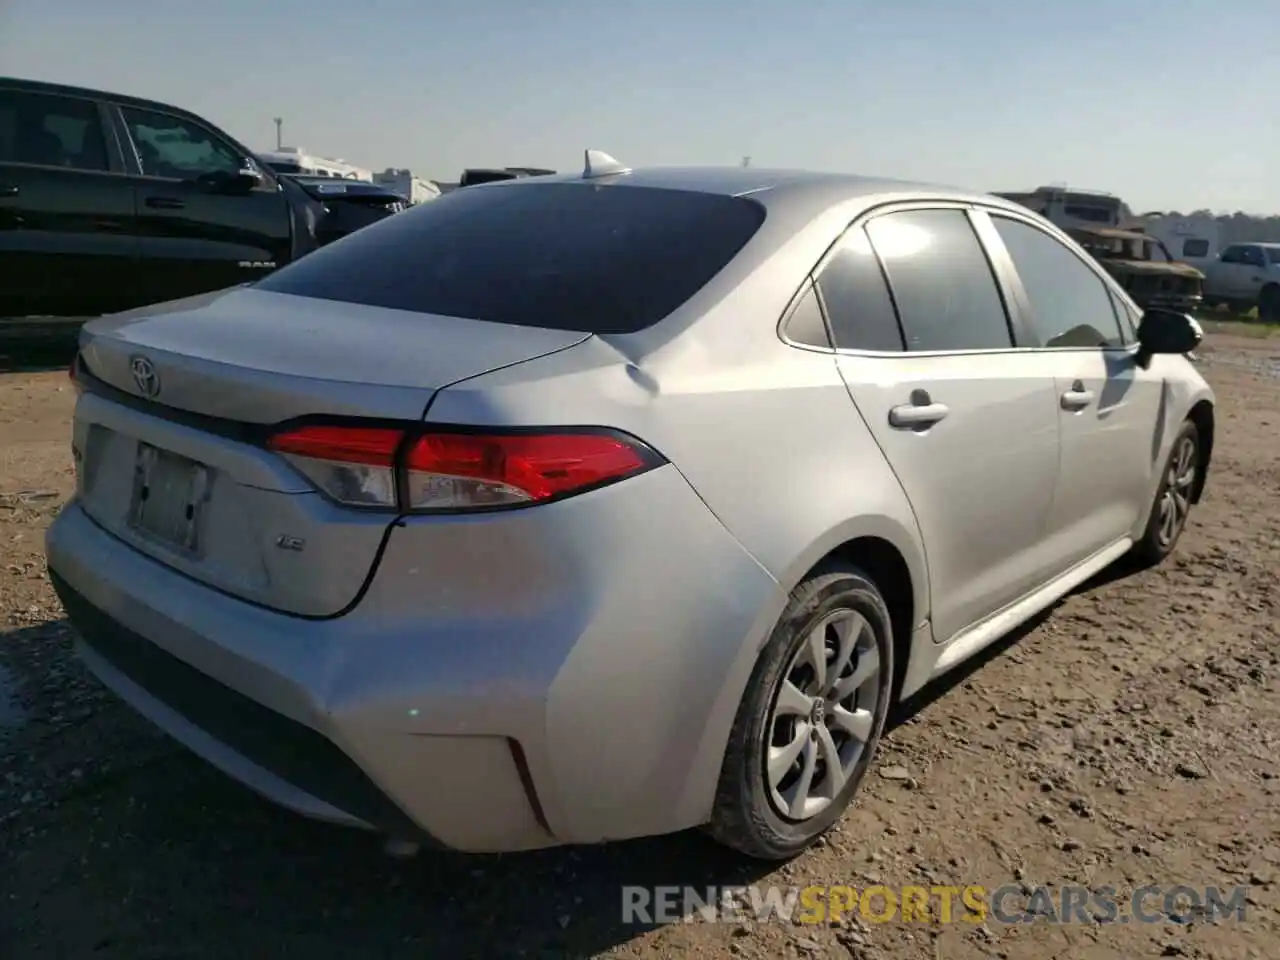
<box><xmin>0</xmin><ymin>559</ymin><xmax>1141</xmax><ymax>958</ymax></box>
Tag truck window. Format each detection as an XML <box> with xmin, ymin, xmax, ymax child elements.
<box><xmin>0</xmin><ymin>90</ymin><xmax>108</xmax><ymax>171</ymax></box>
<box><xmin>1181</xmin><ymin>239</ymin><xmax>1209</xmax><ymax>258</ymax></box>
<box><xmin>120</xmin><ymin>106</ymin><xmax>243</xmax><ymax>180</ymax></box>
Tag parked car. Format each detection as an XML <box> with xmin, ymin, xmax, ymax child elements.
<box><xmin>278</xmin><ymin>174</ymin><xmax>409</xmax><ymax>246</ymax></box>
<box><xmin>47</xmin><ymin>153</ymin><xmax>1214</xmax><ymax>861</ymax></box>
<box><xmin>1200</xmin><ymin>242</ymin><xmax>1280</xmax><ymax>321</ymax></box>
<box><xmin>457</xmin><ymin>166</ymin><xmax>555</xmax><ymax>187</ymax></box>
<box><xmin>0</xmin><ymin>77</ymin><xmax>390</xmax><ymax>320</ymax></box>
<box><xmin>1066</xmin><ymin>225</ymin><xmax>1204</xmax><ymax>314</ymax></box>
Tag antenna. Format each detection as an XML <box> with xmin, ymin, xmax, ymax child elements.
<box><xmin>273</xmin><ymin>117</ymin><xmax>283</xmax><ymax>151</ymax></box>
<box><xmin>583</xmin><ymin>149</ymin><xmax>630</xmax><ymax>179</ymax></box>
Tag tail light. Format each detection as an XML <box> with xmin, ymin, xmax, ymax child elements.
<box><xmin>267</xmin><ymin>426</ymin><xmax>403</xmax><ymax>508</ymax></box>
<box><xmin>266</xmin><ymin>424</ymin><xmax>663</xmax><ymax>513</ymax></box>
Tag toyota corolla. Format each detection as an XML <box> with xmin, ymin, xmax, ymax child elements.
<box><xmin>46</xmin><ymin>152</ymin><xmax>1213</xmax><ymax>860</ymax></box>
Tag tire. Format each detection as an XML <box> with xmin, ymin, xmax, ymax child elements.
<box><xmin>1131</xmin><ymin>419</ymin><xmax>1200</xmax><ymax>568</ymax></box>
<box><xmin>1259</xmin><ymin>286</ymin><xmax>1280</xmax><ymax>323</ymax></box>
<box><xmin>705</xmin><ymin>562</ymin><xmax>895</xmax><ymax>860</ymax></box>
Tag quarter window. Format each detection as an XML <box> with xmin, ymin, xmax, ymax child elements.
<box><xmin>783</xmin><ymin>281</ymin><xmax>831</xmax><ymax>348</ymax></box>
<box><xmin>813</xmin><ymin>226</ymin><xmax>903</xmax><ymax>351</ymax></box>
<box><xmin>120</xmin><ymin>107</ymin><xmax>243</xmax><ymax>179</ymax></box>
<box><xmin>0</xmin><ymin>90</ymin><xmax>108</xmax><ymax>171</ymax></box>
<box><xmin>1108</xmin><ymin>287</ymin><xmax>1140</xmax><ymax>342</ymax></box>
<box><xmin>991</xmin><ymin>216</ymin><xmax>1125</xmax><ymax>348</ymax></box>
<box><xmin>865</xmin><ymin>209</ymin><xmax>1013</xmax><ymax>352</ymax></box>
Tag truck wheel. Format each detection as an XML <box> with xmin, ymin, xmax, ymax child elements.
<box><xmin>1259</xmin><ymin>285</ymin><xmax>1280</xmax><ymax>323</ymax></box>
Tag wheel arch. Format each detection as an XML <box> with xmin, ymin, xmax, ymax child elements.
<box><xmin>770</xmin><ymin>517</ymin><xmax>929</xmax><ymax>707</ymax></box>
<box><xmin>680</xmin><ymin>517</ymin><xmax>929</xmax><ymax>828</ymax></box>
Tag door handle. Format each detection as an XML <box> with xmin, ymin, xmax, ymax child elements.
<box><xmin>0</xmin><ymin>185</ymin><xmax>17</xmax><ymax>198</ymax></box>
<box><xmin>889</xmin><ymin>401</ymin><xmax>950</xmax><ymax>428</ymax></box>
<box><xmin>1060</xmin><ymin>380</ymin><xmax>1095</xmax><ymax>410</ymax></box>
<box><xmin>144</xmin><ymin>196</ymin><xmax>185</xmax><ymax>210</ymax></box>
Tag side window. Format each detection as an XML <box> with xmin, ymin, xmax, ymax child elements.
<box><xmin>120</xmin><ymin>106</ymin><xmax>243</xmax><ymax>180</ymax></box>
<box><xmin>813</xmin><ymin>226</ymin><xmax>904</xmax><ymax>351</ymax></box>
<box><xmin>1240</xmin><ymin>246</ymin><xmax>1266</xmax><ymax>268</ymax></box>
<box><xmin>1182</xmin><ymin>238</ymin><xmax>1209</xmax><ymax>259</ymax></box>
<box><xmin>1219</xmin><ymin>246</ymin><xmax>1243</xmax><ymax>264</ymax></box>
<box><xmin>0</xmin><ymin>90</ymin><xmax>108</xmax><ymax>171</ymax></box>
<box><xmin>865</xmin><ymin>209</ymin><xmax>1012</xmax><ymax>352</ymax></box>
<box><xmin>991</xmin><ymin>216</ymin><xmax>1126</xmax><ymax>348</ymax></box>
<box><xmin>782</xmin><ymin>281</ymin><xmax>831</xmax><ymax>348</ymax></box>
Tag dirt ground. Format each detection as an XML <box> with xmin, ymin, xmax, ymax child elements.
<box><xmin>1</xmin><ymin>334</ymin><xmax>1278</xmax><ymax>960</ymax></box>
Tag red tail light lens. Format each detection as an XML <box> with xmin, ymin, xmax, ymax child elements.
<box><xmin>404</xmin><ymin>432</ymin><xmax>653</xmax><ymax>510</ymax></box>
<box><xmin>266</xmin><ymin>424</ymin><xmax>660</xmax><ymax>512</ymax></box>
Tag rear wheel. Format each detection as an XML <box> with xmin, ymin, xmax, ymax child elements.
<box><xmin>705</xmin><ymin>562</ymin><xmax>894</xmax><ymax>860</ymax></box>
<box><xmin>1132</xmin><ymin>419</ymin><xmax>1200</xmax><ymax>567</ymax></box>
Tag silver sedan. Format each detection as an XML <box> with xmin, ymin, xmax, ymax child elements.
<box><xmin>46</xmin><ymin>152</ymin><xmax>1214</xmax><ymax>860</ymax></box>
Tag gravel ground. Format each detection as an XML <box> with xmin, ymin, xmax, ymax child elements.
<box><xmin>2</xmin><ymin>334</ymin><xmax>1279</xmax><ymax>960</ymax></box>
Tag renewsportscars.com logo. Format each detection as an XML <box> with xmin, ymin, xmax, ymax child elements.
<box><xmin>621</xmin><ymin>883</ymin><xmax>1250</xmax><ymax>926</ymax></box>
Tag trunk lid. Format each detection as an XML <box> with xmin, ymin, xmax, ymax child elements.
<box><xmin>79</xmin><ymin>286</ymin><xmax>590</xmax><ymax>423</ymax></box>
<box><xmin>72</xmin><ymin>287</ymin><xmax>590</xmax><ymax>616</ymax></box>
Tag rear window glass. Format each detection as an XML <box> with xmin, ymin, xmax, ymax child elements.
<box><xmin>258</xmin><ymin>182</ymin><xmax>766</xmax><ymax>334</ymax></box>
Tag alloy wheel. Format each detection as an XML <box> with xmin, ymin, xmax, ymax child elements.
<box><xmin>1157</xmin><ymin>434</ymin><xmax>1197</xmax><ymax>548</ymax></box>
<box><xmin>764</xmin><ymin>609</ymin><xmax>881</xmax><ymax>821</ymax></box>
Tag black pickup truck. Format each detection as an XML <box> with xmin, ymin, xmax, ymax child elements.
<box><xmin>0</xmin><ymin>77</ymin><xmax>405</xmax><ymax>320</ymax></box>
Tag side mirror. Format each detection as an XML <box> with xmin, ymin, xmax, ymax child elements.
<box><xmin>1136</xmin><ymin>308</ymin><xmax>1203</xmax><ymax>359</ymax></box>
<box><xmin>197</xmin><ymin>165</ymin><xmax>263</xmax><ymax>195</ymax></box>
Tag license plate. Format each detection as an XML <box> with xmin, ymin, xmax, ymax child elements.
<box><xmin>128</xmin><ymin>443</ymin><xmax>211</xmax><ymax>555</ymax></box>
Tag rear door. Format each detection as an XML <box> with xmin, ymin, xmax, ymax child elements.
<box><xmin>0</xmin><ymin>86</ymin><xmax>140</xmax><ymax>317</ymax></box>
<box><xmin>827</xmin><ymin>205</ymin><xmax>1062</xmax><ymax>644</ymax></box>
<box><xmin>981</xmin><ymin>210</ymin><xmax>1164</xmax><ymax>568</ymax></box>
<box><xmin>112</xmin><ymin>102</ymin><xmax>292</xmax><ymax>305</ymax></box>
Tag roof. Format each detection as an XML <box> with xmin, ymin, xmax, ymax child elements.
<box><xmin>515</xmin><ymin>165</ymin><xmax>1036</xmax><ymax>220</ymax></box>
<box><xmin>1</xmin><ymin>75</ymin><xmax>197</xmax><ymax>119</ymax></box>
<box><xmin>1</xmin><ymin>75</ymin><xmax>257</xmax><ymax>159</ymax></box>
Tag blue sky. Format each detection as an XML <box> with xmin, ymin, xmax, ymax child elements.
<box><xmin>2</xmin><ymin>0</ymin><xmax>1275</xmax><ymax>213</ymax></box>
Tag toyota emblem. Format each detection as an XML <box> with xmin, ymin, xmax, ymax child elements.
<box><xmin>130</xmin><ymin>355</ymin><xmax>160</xmax><ymax>398</ymax></box>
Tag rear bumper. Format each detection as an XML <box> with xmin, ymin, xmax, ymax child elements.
<box><xmin>52</xmin><ymin>571</ymin><xmax>428</xmax><ymax>837</ymax></box>
<box><xmin>45</xmin><ymin>465</ymin><xmax>781</xmax><ymax>851</ymax></box>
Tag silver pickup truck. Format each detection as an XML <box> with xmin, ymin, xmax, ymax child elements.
<box><xmin>1201</xmin><ymin>242</ymin><xmax>1280</xmax><ymax>321</ymax></box>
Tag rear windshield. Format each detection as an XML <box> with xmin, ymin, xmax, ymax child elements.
<box><xmin>256</xmin><ymin>182</ymin><xmax>767</xmax><ymax>334</ymax></box>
